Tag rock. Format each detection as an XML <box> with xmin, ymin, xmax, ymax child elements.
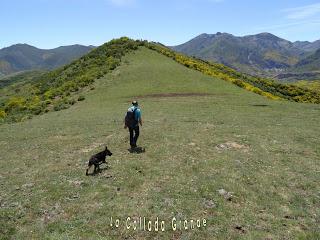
<box><xmin>66</xmin><ymin>195</ymin><xmax>79</xmax><ymax>201</ymax></box>
<box><xmin>22</xmin><ymin>183</ymin><xmax>34</xmax><ymax>189</ymax></box>
<box><xmin>216</xmin><ymin>144</ymin><xmax>227</xmax><ymax>150</ymax></box>
<box><xmin>164</xmin><ymin>198</ymin><xmax>174</xmax><ymax>206</ymax></box>
<box><xmin>41</xmin><ymin>203</ymin><xmax>65</xmax><ymax>223</ymax></box>
<box><xmin>218</xmin><ymin>189</ymin><xmax>227</xmax><ymax>195</ymax></box>
<box><xmin>9</xmin><ymin>202</ymin><xmax>19</xmax><ymax>207</ymax></box>
<box><xmin>68</xmin><ymin>180</ymin><xmax>84</xmax><ymax>187</ymax></box>
<box><xmin>203</xmin><ymin>199</ymin><xmax>216</xmax><ymax>209</ymax></box>
<box><xmin>216</xmin><ymin>142</ymin><xmax>249</xmax><ymax>152</ymax></box>
<box><xmin>218</xmin><ymin>189</ymin><xmax>233</xmax><ymax>201</ymax></box>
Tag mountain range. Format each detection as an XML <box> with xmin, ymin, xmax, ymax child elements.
<box><xmin>0</xmin><ymin>44</ymin><xmax>94</xmax><ymax>75</ymax></box>
<box><xmin>172</xmin><ymin>32</ymin><xmax>320</xmax><ymax>80</ymax></box>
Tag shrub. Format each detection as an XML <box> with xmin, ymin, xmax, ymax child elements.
<box><xmin>53</xmin><ymin>101</ymin><xmax>69</xmax><ymax>111</ymax></box>
<box><xmin>5</xmin><ymin>97</ymin><xmax>26</xmax><ymax>112</ymax></box>
<box><xmin>77</xmin><ymin>95</ymin><xmax>85</xmax><ymax>101</ymax></box>
<box><xmin>0</xmin><ymin>109</ymin><xmax>6</xmax><ymax>118</ymax></box>
<box><xmin>68</xmin><ymin>99</ymin><xmax>76</xmax><ymax>105</ymax></box>
<box><xmin>30</xmin><ymin>105</ymin><xmax>43</xmax><ymax>115</ymax></box>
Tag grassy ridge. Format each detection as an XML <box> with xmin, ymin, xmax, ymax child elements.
<box><xmin>1</xmin><ymin>47</ymin><xmax>319</xmax><ymax>239</ymax></box>
<box><xmin>1</xmin><ymin>38</ymin><xmax>320</xmax><ymax>124</ymax></box>
<box><xmin>0</xmin><ymin>38</ymin><xmax>140</xmax><ymax>122</ymax></box>
<box><xmin>146</xmin><ymin>42</ymin><xmax>320</xmax><ymax>103</ymax></box>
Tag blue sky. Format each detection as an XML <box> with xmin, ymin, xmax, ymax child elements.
<box><xmin>1</xmin><ymin>0</ymin><xmax>320</xmax><ymax>49</ymax></box>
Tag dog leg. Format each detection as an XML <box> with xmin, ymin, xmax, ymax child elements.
<box><xmin>86</xmin><ymin>165</ymin><xmax>92</xmax><ymax>176</ymax></box>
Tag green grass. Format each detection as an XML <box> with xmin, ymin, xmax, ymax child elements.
<box><xmin>1</xmin><ymin>47</ymin><xmax>319</xmax><ymax>239</ymax></box>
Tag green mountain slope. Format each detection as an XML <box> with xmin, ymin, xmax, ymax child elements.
<box><xmin>276</xmin><ymin>49</ymin><xmax>320</xmax><ymax>82</ymax></box>
<box><xmin>293</xmin><ymin>40</ymin><xmax>320</xmax><ymax>53</ymax></box>
<box><xmin>1</xmin><ymin>45</ymin><xmax>319</xmax><ymax>239</ymax></box>
<box><xmin>295</xmin><ymin>48</ymin><xmax>320</xmax><ymax>72</ymax></box>
<box><xmin>0</xmin><ymin>70</ymin><xmax>45</xmax><ymax>88</ymax></box>
<box><xmin>0</xmin><ymin>43</ymin><xmax>94</xmax><ymax>75</ymax></box>
<box><xmin>172</xmin><ymin>32</ymin><xmax>304</xmax><ymax>76</ymax></box>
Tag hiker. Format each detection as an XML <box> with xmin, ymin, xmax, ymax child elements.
<box><xmin>124</xmin><ymin>101</ymin><xmax>142</xmax><ymax>148</ymax></box>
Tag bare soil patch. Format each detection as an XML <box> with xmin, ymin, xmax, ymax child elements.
<box><xmin>216</xmin><ymin>141</ymin><xmax>249</xmax><ymax>153</ymax></box>
<box><xmin>137</xmin><ymin>92</ymin><xmax>213</xmax><ymax>98</ymax></box>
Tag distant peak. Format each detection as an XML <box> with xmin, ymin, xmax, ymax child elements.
<box><xmin>255</xmin><ymin>32</ymin><xmax>279</xmax><ymax>39</ymax></box>
<box><xmin>257</xmin><ymin>32</ymin><xmax>273</xmax><ymax>36</ymax></box>
<box><xmin>197</xmin><ymin>33</ymin><xmax>211</xmax><ymax>38</ymax></box>
<box><xmin>196</xmin><ymin>32</ymin><xmax>231</xmax><ymax>39</ymax></box>
<box><xmin>11</xmin><ymin>43</ymin><xmax>35</xmax><ymax>48</ymax></box>
<box><xmin>2</xmin><ymin>43</ymin><xmax>38</xmax><ymax>51</ymax></box>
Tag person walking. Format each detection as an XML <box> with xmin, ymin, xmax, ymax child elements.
<box><xmin>124</xmin><ymin>101</ymin><xmax>142</xmax><ymax>149</ymax></box>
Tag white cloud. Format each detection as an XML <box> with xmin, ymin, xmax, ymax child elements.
<box><xmin>250</xmin><ymin>20</ymin><xmax>320</xmax><ymax>41</ymax></box>
<box><xmin>107</xmin><ymin>0</ymin><xmax>135</xmax><ymax>7</ymax></box>
<box><xmin>255</xmin><ymin>20</ymin><xmax>320</xmax><ymax>31</ymax></box>
<box><xmin>283</xmin><ymin>3</ymin><xmax>320</xmax><ymax>19</ymax></box>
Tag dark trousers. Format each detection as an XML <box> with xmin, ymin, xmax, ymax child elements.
<box><xmin>129</xmin><ymin>126</ymin><xmax>140</xmax><ymax>147</ymax></box>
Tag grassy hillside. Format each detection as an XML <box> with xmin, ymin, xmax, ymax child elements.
<box><xmin>1</xmin><ymin>47</ymin><xmax>319</xmax><ymax>239</ymax></box>
<box><xmin>147</xmin><ymin>42</ymin><xmax>320</xmax><ymax>103</ymax></box>
<box><xmin>0</xmin><ymin>38</ymin><xmax>140</xmax><ymax>122</ymax></box>
<box><xmin>1</xmin><ymin>38</ymin><xmax>320</xmax><ymax>124</ymax></box>
<box><xmin>0</xmin><ymin>70</ymin><xmax>45</xmax><ymax>88</ymax></box>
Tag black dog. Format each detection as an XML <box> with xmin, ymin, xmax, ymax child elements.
<box><xmin>86</xmin><ymin>146</ymin><xmax>112</xmax><ymax>175</ymax></box>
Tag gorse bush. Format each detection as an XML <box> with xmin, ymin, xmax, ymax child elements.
<box><xmin>0</xmin><ymin>109</ymin><xmax>6</xmax><ymax>118</ymax></box>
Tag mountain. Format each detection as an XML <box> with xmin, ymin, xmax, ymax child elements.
<box><xmin>293</xmin><ymin>40</ymin><xmax>320</xmax><ymax>53</ymax></box>
<box><xmin>295</xmin><ymin>48</ymin><xmax>320</xmax><ymax>72</ymax></box>
<box><xmin>276</xmin><ymin>47</ymin><xmax>320</xmax><ymax>81</ymax></box>
<box><xmin>172</xmin><ymin>32</ymin><xmax>319</xmax><ymax>77</ymax></box>
<box><xmin>0</xmin><ymin>43</ymin><xmax>94</xmax><ymax>75</ymax></box>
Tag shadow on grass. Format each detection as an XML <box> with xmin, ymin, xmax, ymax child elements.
<box><xmin>86</xmin><ymin>165</ymin><xmax>110</xmax><ymax>176</ymax></box>
<box><xmin>128</xmin><ymin>147</ymin><xmax>146</xmax><ymax>154</ymax></box>
<box><xmin>251</xmin><ymin>104</ymin><xmax>269</xmax><ymax>107</ymax></box>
